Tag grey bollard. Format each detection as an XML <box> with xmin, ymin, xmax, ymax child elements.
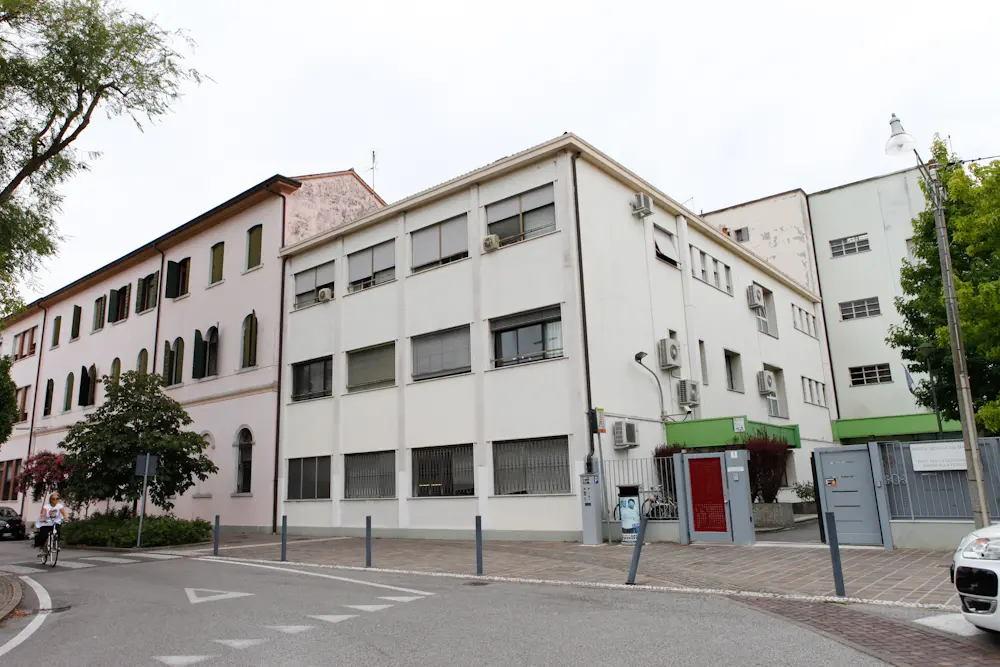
<box><xmin>213</xmin><ymin>514</ymin><xmax>220</xmax><ymax>557</ymax></box>
<box><xmin>281</xmin><ymin>515</ymin><xmax>287</xmax><ymax>562</ymax></box>
<box><xmin>825</xmin><ymin>511</ymin><xmax>846</xmax><ymax>597</ymax></box>
<box><xmin>475</xmin><ymin>515</ymin><xmax>483</xmax><ymax>576</ymax></box>
<box><xmin>625</xmin><ymin>514</ymin><xmax>649</xmax><ymax>585</ymax></box>
<box><xmin>365</xmin><ymin>515</ymin><xmax>372</xmax><ymax>568</ymax></box>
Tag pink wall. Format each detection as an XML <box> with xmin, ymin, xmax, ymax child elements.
<box><xmin>285</xmin><ymin>173</ymin><xmax>384</xmax><ymax>245</ymax></box>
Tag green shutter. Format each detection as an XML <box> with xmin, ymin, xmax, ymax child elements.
<box><xmin>212</xmin><ymin>243</ymin><xmax>224</xmax><ymax>283</ymax></box>
<box><xmin>162</xmin><ymin>342</ymin><xmax>172</xmax><ymax>384</ymax></box>
<box><xmin>192</xmin><ymin>330</ymin><xmax>206</xmax><ymax>379</ymax></box>
<box><xmin>51</xmin><ymin>316</ymin><xmax>61</xmax><ymax>346</ymax></box>
<box><xmin>150</xmin><ymin>271</ymin><xmax>159</xmax><ymax>308</ymax></box>
<box><xmin>165</xmin><ymin>261</ymin><xmax>180</xmax><ymax>298</ymax></box>
<box><xmin>71</xmin><ymin>305</ymin><xmax>81</xmax><ymax>338</ymax></box>
<box><xmin>108</xmin><ymin>290</ymin><xmax>119</xmax><ymax>323</ymax></box>
<box><xmin>247</xmin><ymin>225</ymin><xmax>262</xmax><ymax>269</ymax></box>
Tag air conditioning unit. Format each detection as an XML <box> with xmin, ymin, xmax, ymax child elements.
<box><xmin>482</xmin><ymin>234</ymin><xmax>501</xmax><ymax>252</ymax></box>
<box><xmin>612</xmin><ymin>421</ymin><xmax>639</xmax><ymax>449</ymax></box>
<box><xmin>631</xmin><ymin>193</ymin><xmax>653</xmax><ymax>218</ymax></box>
<box><xmin>757</xmin><ymin>370</ymin><xmax>777</xmax><ymax>396</ymax></box>
<box><xmin>656</xmin><ymin>338</ymin><xmax>681</xmax><ymax>370</ymax></box>
<box><xmin>746</xmin><ymin>283</ymin><xmax>765</xmax><ymax>310</ymax></box>
<box><xmin>317</xmin><ymin>287</ymin><xmax>333</xmax><ymax>302</ymax></box>
<box><xmin>734</xmin><ymin>227</ymin><xmax>751</xmax><ymax>242</ymax></box>
<box><xmin>678</xmin><ymin>379</ymin><xmax>700</xmax><ymax>406</ymax></box>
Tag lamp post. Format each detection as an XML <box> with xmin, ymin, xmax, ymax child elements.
<box><xmin>917</xmin><ymin>342</ymin><xmax>944</xmax><ymax>439</ymax></box>
<box><xmin>886</xmin><ymin>114</ymin><xmax>991</xmax><ymax>528</ymax></box>
<box><xmin>634</xmin><ymin>352</ymin><xmax>668</xmax><ymax>422</ymax></box>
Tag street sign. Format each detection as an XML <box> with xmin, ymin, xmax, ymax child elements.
<box><xmin>595</xmin><ymin>408</ymin><xmax>606</xmax><ymax>434</ymax></box>
<box><xmin>136</xmin><ymin>454</ymin><xmax>158</xmax><ymax>476</ymax></box>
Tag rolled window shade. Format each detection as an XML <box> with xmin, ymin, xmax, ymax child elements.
<box><xmin>348</xmin><ymin>248</ymin><xmax>373</xmax><ymax>282</ymax></box>
<box><xmin>411</xmin><ymin>225</ymin><xmax>440</xmax><ymax>268</ymax></box>
<box><xmin>315</xmin><ymin>260</ymin><xmax>335</xmax><ymax>286</ymax></box>
<box><xmin>441</xmin><ymin>215</ymin><xmax>468</xmax><ymax>257</ymax></box>
<box><xmin>294</xmin><ymin>270</ymin><xmax>316</xmax><ymax>295</ymax></box>
<box><xmin>520</xmin><ymin>183</ymin><xmax>554</xmax><ymax>212</ymax></box>
<box><xmin>372</xmin><ymin>240</ymin><xmax>395</xmax><ymax>272</ymax></box>
<box><xmin>486</xmin><ymin>196</ymin><xmax>520</xmax><ymax>224</ymax></box>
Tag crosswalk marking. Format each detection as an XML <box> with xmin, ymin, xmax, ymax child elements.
<box><xmin>212</xmin><ymin>639</ymin><xmax>268</xmax><ymax>649</ymax></box>
<box><xmin>80</xmin><ymin>556</ymin><xmax>139</xmax><ymax>564</ymax></box>
<box><xmin>0</xmin><ymin>564</ymin><xmax>45</xmax><ymax>574</ymax></box>
<box><xmin>54</xmin><ymin>560</ymin><xmax>95</xmax><ymax>569</ymax></box>
<box><xmin>379</xmin><ymin>596</ymin><xmax>423</xmax><ymax>603</ymax></box>
<box><xmin>265</xmin><ymin>625</ymin><xmax>314</xmax><ymax>635</ymax></box>
<box><xmin>153</xmin><ymin>656</ymin><xmax>214</xmax><ymax>666</ymax></box>
<box><xmin>132</xmin><ymin>553</ymin><xmax>181</xmax><ymax>560</ymax></box>
<box><xmin>345</xmin><ymin>604</ymin><xmax>393</xmax><ymax>612</ymax></box>
<box><xmin>309</xmin><ymin>615</ymin><xmax>356</xmax><ymax>625</ymax></box>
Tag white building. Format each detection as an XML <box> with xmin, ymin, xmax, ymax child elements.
<box><xmin>278</xmin><ymin>134</ymin><xmax>837</xmax><ymax>540</ymax></box>
<box><xmin>0</xmin><ymin>170</ymin><xmax>383</xmax><ymax>530</ymax></box>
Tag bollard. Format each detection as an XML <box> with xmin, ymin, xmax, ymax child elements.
<box><xmin>281</xmin><ymin>515</ymin><xmax>288</xmax><ymax>562</ymax></box>
<box><xmin>625</xmin><ymin>514</ymin><xmax>649</xmax><ymax>585</ymax></box>
<box><xmin>365</xmin><ymin>515</ymin><xmax>372</xmax><ymax>568</ymax></box>
<box><xmin>475</xmin><ymin>515</ymin><xmax>483</xmax><ymax>576</ymax></box>
<box><xmin>213</xmin><ymin>515</ymin><xmax>220</xmax><ymax>557</ymax></box>
<box><xmin>825</xmin><ymin>511</ymin><xmax>846</xmax><ymax>597</ymax></box>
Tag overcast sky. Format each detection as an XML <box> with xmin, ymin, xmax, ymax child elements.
<box><xmin>27</xmin><ymin>0</ymin><xmax>1000</xmax><ymax>298</ymax></box>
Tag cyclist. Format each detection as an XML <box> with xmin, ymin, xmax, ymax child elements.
<box><xmin>34</xmin><ymin>492</ymin><xmax>68</xmax><ymax>556</ymax></box>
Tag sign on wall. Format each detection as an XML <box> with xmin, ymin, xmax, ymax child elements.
<box><xmin>910</xmin><ymin>441</ymin><xmax>967</xmax><ymax>472</ymax></box>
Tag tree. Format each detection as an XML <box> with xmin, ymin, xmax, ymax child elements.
<box><xmin>60</xmin><ymin>371</ymin><xmax>217</xmax><ymax>511</ymax></box>
<box><xmin>0</xmin><ymin>0</ymin><xmax>200</xmax><ymax>318</ymax></box>
<box><xmin>887</xmin><ymin>138</ymin><xmax>1000</xmax><ymax>432</ymax></box>
<box><xmin>0</xmin><ymin>355</ymin><xmax>16</xmax><ymax>446</ymax></box>
<box><xmin>15</xmin><ymin>450</ymin><xmax>72</xmax><ymax>501</ymax></box>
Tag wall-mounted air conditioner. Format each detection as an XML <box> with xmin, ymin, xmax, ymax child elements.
<box><xmin>613</xmin><ymin>421</ymin><xmax>639</xmax><ymax>449</ymax></box>
<box><xmin>757</xmin><ymin>370</ymin><xmax>777</xmax><ymax>396</ymax></box>
<box><xmin>482</xmin><ymin>234</ymin><xmax>500</xmax><ymax>252</ymax></box>
<box><xmin>631</xmin><ymin>193</ymin><xmax>653</xmax><ymax>218</ymax></box>
<box><xmin>317</xmin><ymin>287</ymin><xmax>333</xmax><ymax>302</ymax></box>
<box><xmin>746</xmin><ymin>284</ymin><xmax>765</xmax><ymax>311</ymax></box>
<box><xmin>678</xmin><ymin>379</ymin><xmax>700</xmax><ymax>406</ymax></box>
<box><xmin>657</xmin><ymin>338</ymin><xmax>681</xmax><ymax>371</ymax></box>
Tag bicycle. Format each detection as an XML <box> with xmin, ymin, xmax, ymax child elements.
<box><xmin>642</xmin><ymin>485</ymin><xmax>677</xmax><ymax>520</ymax></box>
<box><xmin>38</xmin><ymin>525</ymin><xmax>60</xmax><ymax>567</ymax></box>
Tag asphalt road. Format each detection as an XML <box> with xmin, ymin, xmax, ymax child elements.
<box><xmin>0</xmin><ymin>538</ymin><xmax>887</xmax><ymax>666</ymax></box>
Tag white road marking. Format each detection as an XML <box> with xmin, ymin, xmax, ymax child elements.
<box><xmin>915</xmin><ymin>613</ymin><xmax>987</xmax><ymax>637</ymax></box>
<box><xmin>265</xmin><ymin>625</ymin><xmax>315</xmax><ymax>635</ymax></box>
<box><xmin>345</xmin><ymin>604</ymin><xmax>393</xmax><ymax>612</ymax></box>
<box><xmin>131</xmin><ymin>553</ymin><xmax>180</xmax><ymax>560</ymax></box>
<box><xmin>54</xmin><ymin>561</ymin><xmax>95</xmax><ymax>569</ymax></box>
<box><xmin>153</xmin><ymin>656</ymin><xmax>215</xmax><ymax>666</ymax></box>
<box><xmin>309</xmin><ymin>615</ymin><xmax>356</xmax><ymax>624</ymax></box>
<box><xmin>379</xmin><ymin>596</ymin><xmax>423</xmax><ymax>603</ymax></box>
<box><xmin>80</xmin><ymin>556</ymin><xmax>139</xmax><ymax>564</ymax></box>
<box><xmin>185</xmin><ymin>588</ymin><xmax>254</xmax><ymax>605</ymax></box>
<box><xmin>180</xmin><ymin>536</ymin><xmax>352</xmax><ymax>554</ymax></box>
<box><xmin>0</xmin><ymin>564</ymin><xmax>44</xmax><ymax>574</ymax></box>
<box><xmin>0</xmin><ymin>576</ymin><xmax>51</xmax><ymax>659</ymax></box>
<box><xmin>212</xmin><ymin>639</ymin><xmax>268</xmax><ymax>649</ymax></box>
<box><xmin>197</xmin><ymin>558</ymin><xmax>433</xmax><ymax>596</ymax></box>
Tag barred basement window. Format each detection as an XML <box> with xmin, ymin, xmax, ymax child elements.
<box><xmin>287</xmin><ymin>456</ymin><xmax>331</xmax><ymax>500</ymax></box>
<box><xmin>492</xmin><ymin>436</ymin><xmax>571</xmax><ymax>495</ymax></box>
<box><xmin>849</xmin><ymin>363</ymin><xmax>892</xmax><ymax>386</ymax></box>
<box><xmin>412</xmin><ymin>445</ymin><xmax>474</xmax><ymax>497</ymax></box>
<box><xmin>839</xmin><ymin>297</ymin><xmax>881</xmax><ymax>320</ymax></box>
<box><xmin>344</xmin><ymin>451</ymin><xmax>396</xmax><ymax>498</ymax></box>
<box><xmin>830</xmin><ymin>233</ymin><xmax>870</xmax><ymax>257</ymax></box>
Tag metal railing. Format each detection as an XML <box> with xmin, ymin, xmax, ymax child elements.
<box><xmin>879</xmin><ymin>439</ymin><xmax>1000</xmax><ymax>520</ymax></box>
<box><xmin>601</xmin><ymin>457</ymin><xmax>679</xmax><ymax>521</ymax></box>
<box><xmin>492</xmin><ymin>437</ymin><xmax>571</xmax><ymax>495</ymax></box>
<box><xmin>412</xmin><ymin>445</ymin><xmax>475</xmax><ymax>497</ymax></box>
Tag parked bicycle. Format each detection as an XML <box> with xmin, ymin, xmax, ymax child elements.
<box><xmin>642</xmin><ymin>485</ymin><xmax>677</xmax><ymax>520</ymax></box>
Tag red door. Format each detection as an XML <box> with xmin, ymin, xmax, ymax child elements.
<box><xmin>688</xmin><ymin>457</ymin><xmax>728</xmax><ymax>533</ymax></box>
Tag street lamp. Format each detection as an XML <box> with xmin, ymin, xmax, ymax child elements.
<box><xmin>917</xmin><ymin>341</ymin><xmax>943</xmax><ymax>439</ymax></box>
<box><xmin>634</xmin><ymin>352</ymin><xmax>668</xmax><ymax>422</ymax></box>
<box><xmin>886</xmin><ymin>113</ymin><xmax>991</xmax><ymax>528</ymax></box>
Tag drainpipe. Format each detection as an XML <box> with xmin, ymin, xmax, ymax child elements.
<box><xmin>803</xmin><ymin>197</ymin><xmax>841</xmax><ymax>419</ymax></box>
<box><xmin>151</xmin><ymin>246</ymin><xmax>166</xmax><ymax>371</ymax></box>
<box><xmin>20</xmin><ymin>305</ymin><xmax>47</xmax><ymax>518</ymax></box>
<box><xmin>570</xmin><ymin>153</ymin><xmax>596</xmax><ymax>473</ymax></box>
<box><xmin>268</xmin><ymin>186</ymin><xmax>288</xmax><ymax>534</ymax></box>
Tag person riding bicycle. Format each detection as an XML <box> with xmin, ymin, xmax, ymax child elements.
<box><xmin>34</xmin><ymin>493</ymin><xmax>68</xmax><ymax>555</ymax></box>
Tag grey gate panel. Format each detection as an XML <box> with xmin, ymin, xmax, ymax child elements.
<box><xmin>815</xmin><ymin>445</ymin><xmax>883</xmax><ymax>546</ymax></box>
<box><xmin>682</xmin><ymin>453</ymin><xmax>733</xmax><ymax>543</ymax></box>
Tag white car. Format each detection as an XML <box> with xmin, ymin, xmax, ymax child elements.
<box><xmin>953</xmin><ymin>523</ymin><xmax>1000</xmax><ymax>632</ymax></box>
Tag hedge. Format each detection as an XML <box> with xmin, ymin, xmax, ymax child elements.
<box><xmin>61</xmin><ymin>511</ymin><xmax>212</xmax><ymax>548</ymax></box>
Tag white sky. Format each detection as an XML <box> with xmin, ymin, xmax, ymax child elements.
<box><xmin>27</xmin><ymin>0</ymin><xmax>1000</xmax><ymax>298</ymax></box>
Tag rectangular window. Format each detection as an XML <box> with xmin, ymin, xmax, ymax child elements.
<box><xmin>690</xmin><ymin>245</ymin><xmax>732</xmax><ymax>295</ymax></box>
<box><xmin>51</xmin><ymin>316</ymin><xmax>61</xmax><ymax>348</ymax></box>
<box><xmin>725</xmin><ymin>266</ymin><xmax>733</xmax><ymax>295</ymax></box>
<box><xmin>699</xmin><ymin>340</ymin><xmax>709</xmax><ymax>385</ymax></box>
<box><xmin>70</xmin><ymin>304</ymin><xmax>82</xmax><ymax>339</ymax></box>
<box><xmin>412</xmin><ymin>326</ymin><xmax>471</xmax><ymax>381</ymax></box>
<box><xmin>491</xmin><ymin>306</ymin><xmax>562</xmax><ymax>368</ymax></box>
<box><xmin>287</xmin><ymin>456</ymin><xmax>331</xmax><ymax>500</ymax></box>
<box><xmin>348</xmin><ymin>239</ymin><xmax>395</xmax><ymax>293</ymax></box>
<box><xmin>0</xmin><ymin>459</ymin><xmax>21</xmax><ymax>502</ymax></box>
<box><xmin>412</xmin><ymin>444</ymin><xmax>475</xmax><ymax>497</ymax></box>
<box><xmin>700</xmin><ymin>251</ymin><xmax>708</xmax><ymax>282</ymax></box>
<box><xmin>13</xmin><ymin>326</ymin><xmax>37</xmax><ymax>360</ymax></box>
<box><xmin>412</xmin><ymin>215</ymin><xmax>468</xmax><ymax>272</ymax></box>
<box><xmin>689</xmin><ymin>245</ymin><xmax>698</xmax><ymax>278</ymax></box>
<box><xmin>755</xmin><ymin>285</ymin><xmax>778</xmax><ymax>337</ymax></box>
<box><xmin>210</xmin><ymin>242</ymin><xmax>225</xmax><ymax>284</ymax></box>
<box><xmin>652</xmin><ymin>226</ymin><xmax>679</xmax><ymax>267</ymax></box>
<box><xmin>291</xmin><ymin>356</ymin><xmax>333</xmax><ymax>401</ymax></box>
<box><xmin>486</xmin><ymin>183</ymin><xmax>555</xmax><ymax>247</ymax></box>
<box><xmin>165</xmin><ymin>257</ymin><xmax>191</xmax><ymax>298</ymax></box>
<box><xmin>293</xmin><ymin>260</ymin><xmax>336</xmax><ymax>308</ymax></box>
<box><xmin>792</xmin><ymin>304</ymin><xmax>819</xmax><ymax>337</ymax></box>
<box><xmin>764</xmin><ymin>365</ymin><xmax>787</xmax><ymax>418</ymax></box>
<box><xmin>849</xmin><ymin>363</ymin><xmax>892</xmax><ymax>386</ymax></box>
<box><xmin>802</xmin><ymin>377</ymin><xmax>827</xmax><ymax>406</ymax></box>
<box><xmin>137</xmin><ymin>272</ymin><xmax>159</xmax><ymax>312</ymax></box>
<box><xmin>247</xmin><ymin>224</ymin><xmax>263</xmax><ymax>270</ymax></box>
<box><xmin>830</xmin><ymin>233</ymin><xmax>871</xmax><ymax>257</ymax></box>
<box><xmin>905</xmin><ymin>238</ymin><xmax>916</xmax><ymax>261</ymax></box>
<box><xmin>92</xmin><ymin>297</ymin><xmax>106</xmax><ymax>331</ymax></box>
<box><xmin>107</xmin><ymin>284</ymin><xmax>130</xmax><ymax>323</ymax></box>
<box><xmin>724</xmin><ymin>350</ymin><xmax>743</xmax><ymax>392</ymax></box>
<box><xmin>346</xmin><ymin>342</ymin><xmax>395</xmax><ymax>392</ymax></box>
<box><xmin>344</xmin><ymin>451</ymin><xmax>396</xmax><ymax>498</ymax></box>
<box><xmin>839</xmin><ymin>297</ymin><xmax>881</xmax><ymax>320</ymax></box>
<box><xmin>493</xmin><ymin>436</ymin><xmax>571</xmax><ymax>495</ymax></box>
<box><xmin>14</xmin><ymin>386</ymin><xmax>29</xmax><ymax>422</ymax></box>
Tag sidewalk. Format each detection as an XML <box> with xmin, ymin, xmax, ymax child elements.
<box><xmin>0</xmin><ymin>574</ymin><xmax>22</xmax><ymax>622</ymax></box>
<box><xmin>199</xmin><ymin>535</ymin><xmax>959</xmax><ymax>608</ymax></box>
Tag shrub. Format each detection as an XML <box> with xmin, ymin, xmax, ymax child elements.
<box><xmin>61</xmin><ymin>511</ymin><xmax>212</xmax><ymax>548</ymax></box>
<box><xmin>792</xmin><ymin>481</ymin><xmax>816</xmax><ymax>502</ymax></box>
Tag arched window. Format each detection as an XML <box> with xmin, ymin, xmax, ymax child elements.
<box><xmin>78</xmin><ymin>365</ymin><xmax>93</xmax><ymax>407</ymax></box>
<box><xmin>172</xmin><ymin>337</ymin><xmax>184</xmax><ymax>385</ymax></box>
<box><xmin>236</xmin><ymin>428</ymin><xmax>253</xmax><ymax>494</ymax></box>
<box><xmin>137</xmin><ymin>348</ymin><xmax>148</xmax><ymax>375</ymax></box>
<box><xmin>43</xmin><ymin>379</ymin><xmax>54</xmax><ymax>416</ymax></box>
<box><xmin>194</xmin><ymin>432</ymin><xmax>215</xmax><ymax>498</ymax></box>
<box><xmin>246</xmin><ymin>224</ymin><xmax>263</xmax><ymax>270</ymax></box>
<box><xmin>63</xmin><ymin>373</ymin><xmax>74</xmax><ymax>411</ymax></box>
<box><xmin>162</xmin><ymin>341</ymin><xmax>172</xmax><ymax>384</ymax></box>
<box><xmin>241</xmin><ymin>313</ymin><xmax>258</xmax><ymax>369</ymax></box>
<box><xmin>193</xmin><ymin>329</ymin><xmax>205</xmax><ymax>379</ymax></box>
<box><xmin>110</xmin><ymin>358</ymin><xmax>121</xmax><ymax>383</ymax></box>
<box><xmin>206</xmin><ymin>327</ymin><xmax>219</xmax><ymax>377</ymax></box>
<box><xmin>87</xmin><ymin>364</ymin><xmax>97</xmax><ymax>405</ymax></box>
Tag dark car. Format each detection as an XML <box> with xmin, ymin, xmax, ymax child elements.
<box><xmin>0</xmin><ymin>506</ymin><xmax>27</xmax><ymax>539</ymax></box>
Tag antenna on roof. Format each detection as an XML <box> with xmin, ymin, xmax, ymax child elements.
<box><xmin>366</xmin><ymin>150</ymin><xmax>378</xmax><ymax>190</ymax></box>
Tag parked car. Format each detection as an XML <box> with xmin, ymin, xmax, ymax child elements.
<box><xmin>953</xmin><ymin>523</ymin><xmax>1000</xmax><ymax>632</ymax></box>
<box><xmin>0</xmin><ymin>507</ymin><xmax>27</xmax><ymax>540</ymax></box>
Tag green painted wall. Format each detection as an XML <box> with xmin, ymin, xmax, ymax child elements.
<box><xmin>665</xmin><ymin>416</ymin><xmax>801</xmax><ymax>449</ymax></box>
<box><xmin>831</xmin><ymin>413</ymin><xmax>962</xmax><ymax>441</ymax></box>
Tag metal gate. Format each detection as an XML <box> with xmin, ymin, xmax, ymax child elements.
<box><xmin>682</xmin><ymin>453</ymin><xmax>733</xmax><ymax>543</ymax></box>
<box><xmin>814</xmin><ymin>445</ymin><xmax>884</xmax><ymax>546</ymax></box>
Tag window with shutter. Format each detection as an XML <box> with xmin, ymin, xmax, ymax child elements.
<box><xmin>411</xmin><ymin>215</ymin><xmax>469</xmax><ymax>272</ymax></box>
<box><xmin>486</xmin><ymin>184</ymin><xmax>556</xmax><ymax>247</ymax></box>
<box><xmin>137</xmin><ymin>349</ymin><xmax>148</xmax><ymax>375</ymax></box>
<box><xmin>241</xmin><ymin>314</ymin><xmax>258</xmax><ymax>368</ymax></box>
<box><xmin>348</xmin><ymin>240</ymin><xmax>395</xmax><ymax>293</ymax></box>
<box><xmin>71</xmin><ymin>305</ymin><xmax>82</xmax><ymax>339</ymax></box>
<box><xmin>293</xmin><ymin>260</ymin><xmax>335</xmax><ymax>307</ymax></box>
<box><xmin>192</xmin><ymin>329</ymin><xmax>206</xmax><ymax>379</ymax></box>
<box><xmin>51</xmin><ymin>316</ymin><xmax>61</xmax><ymax>347</ymax></box>
<box><xmin>63</xmin><ymin>373</ymin><xmax>74</xmax><ymax>411</ymax></box>
<box><xmin>412</xmin><ymin>326</ymin><xmax>471</xmax><ymax>380</ymax></box>
<box><xmin>346</xmin><ymin>342</ymin><xmax>395</xmax><ymax>391</ymax></box>
<box><xmin>247</xmin><ymin>225</ymin><xmax>263</xmax><ymax>269</ymax></box>
<box><xmin>210</xmin><ymin>243</ymin><xmax>225</xmax><ymax>284</ymax></box>
<box><xmin>172</xmin><ymin>338</ymin><xmax>184</xmax><ymax>385</ymax></box>
<box><xmin>43</xmin><ymin>379</ymin><xmax>54</xmax><ymax>416</ymax></box>
<box><xmin>206</xmin><ymin>327</ymin><xmax>219</xmax><ymax>377</ymax></box>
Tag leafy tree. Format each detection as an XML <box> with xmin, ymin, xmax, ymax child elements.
<box><xmin>60</xmin><ymin>371</ymin><xmax>217</xmax><ymax>511</ymax></box>
<box><xmin>0</xmin><ymin>355</ymin><xmax>16</xmax><ymax>445</ymax></box>
<box><xmin>887</xmin><ymin>138</ymin><xmax>1000</xmax><ymax>432</ymax></box>
<box><xmin>0</xmin><ymin>0</ymin><xmax>200</xmax><ymax>317</ymax></box>
<box><xmin>15</xmin><ymin>450</ymin><xmax>72</xmax><ymax>501</ymax></box>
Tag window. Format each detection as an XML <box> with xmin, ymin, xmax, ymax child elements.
<box><xmin>12</xmin><ymin>326</ymin><xmax>37</xmax><ymax>360</ymax></box>
<box><xmin>830</xmin><ymin>233</ymin><xmax>870</xmax><ymax>257</ymax></box>
<box><xmin>63</xmin><ymin>372</ymin><xmax>74</xmax><ymax>411</ymax></box>
<box><xmin>764</xmin><ymin>365</ymin><xmax>787</xmax><ymax>418</ymax></box>
<box><xmin>236</xmin><ymin>428</ymin><xmax>253</xmax><ymax>494</ymax></box>
<box><xmin>491</xmin><ymin>305</ymin><xmax>562</xmax><ymax>367</ymax></box>
<box><xmin>412</xmin><ymin>215</ymin><xmax>468</xmax><ymax>272</ymax></box>
<box><xmin>700</xmin><ymin>251</ymin><xmax>708</xmax><ymax>281</ymax></box>
<box><xmin>754</xmin><ymin>284</ymin><xmax>778</xmax><ymax>337</ymax></box>
<box><xmin>346</xmin><ymin>342</ymin><xmax>395</xmax><ymax>392</ymax></box>
<box><xmin>344</xmin><ymin>451</ymin><xmax>396</xmax><ymax>498</ymax></box>
<box><xmin>136</xmin><ymin>348</ymin><xmax>149</xmax><ymax>375</ymax></box>
<box><xmin>136</xmin><ymin>272</ymin><xmax>159</xmax><ymax>312</ymax></box>
<box><xmin>905</xmin><ymin>238</ymin><xmax>916</xmax><ymax>261</ymax></box>
<box><xmin>348</xmin><ymin>240</ymin><xmax>395</xmax><ymax>292</ymax></box>
<box><xmin>292</xmin><ymin>356</ymin><xmax>333</xmax><ymax>401</ymax></box>
<box><xmin>246</xmin><ymin>224</ymin><xmax>263</xmax><ymax>270</ymax></box>
<box><xmin>412</xmin><ymin>445</ymin><xmax>474</xmax><ymax>497</ymax></box>
<box><xmin>792</xmin><ymin>304</ymin><xmax>818</xmax><ymax>337</ymax></box>
<box><xmin>241</xmin><ymin>313</ymin><xmax>258</xmax><ymax>368</ymax></box>
<box><xmin>163</xmin><ymin>337</ymin><xmax>184</xmax><ymax>386</ymax></box>
<box><xmin>486</xmin><ymin>183</ymin><xmax>555</xmax><ymax>246</ymax></box>
<box><xmin>493</xmin><ymin>436</ymin><xmax>571</xmax><ymax>495</ymax></box>
<box><xmin>107</xmin><ymin>284</ymin><xmax>130</xmax><ymax>323</ymax></box>
<box><xmin>0</xmin><ymin>459</ymin><xmax>20</xmax><ymax>502</ymax></box>
<box><xmin>51</xmin><ymin>316</ymin><xmax>61</xmax><ymax>347</ymax></box>
<box><xmin>712</xmin><ymin>259</ymin><xmax>721</xmax><ymax>288</ymax></box>
<box><xmin>287</xmin><ymin>456</ymin><xmax>332</xmax><ymax>500</ymax></box>
<box><xmin>724</xmin><ymin>350</ymin><xmax>743</xmax><ymax>392</ymax></box>
<box><xmin>69</xmin><ymin>305</ymin><xmax>82</xmax><ymax>339</ymax></box>
<box><xmin>802</xmin><ymin>377</ymin><xmax>827</xmax><ymax>407</ymax></box>
<box><xmin>689</xmin><ymin>245</ymin><xmax>733</xmax><ymax>295</ymax></box>
<box><xmin>294</xmin><ymin>260</ymin><xmax>336</xmax><ymax>308</ymax></box>
<box><xmin>165</xmin><ymin>257</ymin><xmax>191</xmax><ymax>298</ymax></box>
<box><xmin>193</xmin><ymin>327</ymin><xmax>220</xmax><ymax>379</ymax></box>
<box><xmin>93</xmin><ymin>297</ymin><xmax>106</xmax><ymax>331</ymax></box>
<box><xmin>43</xmin><ymin>379</ymin><xmax>53</xmax><ymax>416</ymax></box>
<box><xmin>689</xmin><ymin>245</ymin><xmax>698</xmax><ymax>278</ymax></box>
<box><xmin>849</xmin><ymin>363</ymin><xmax>892</xmax><ymax>386</ymax></box>
<box><xmin>412</xmin><ymin>326</ymin><xmax>471</xmax><ymax>381</ymax></box>
<box><xmin>108</xmin><ymin>358</ymin><xmax>121</xmax><ymax>383</ymax></box>
<box><xmin>14</xmin><ymin>386</ymin><xmax>28</xmax><ymax>422</ymax></box>
<box><xmin>652</xmin><ymin>226</ymin><xmax>680</xmax><ymax>267</ymax></box>
<box><xmin>210</xmin><ymin>242</ymin><xmax>225</xmax><ymax>284</ymax></box>
<box><xmin>78</xmin><ymin>364</ymin><xmax>97</xmax><ymax>407</ymax></box>
<box><xmin>839</xmin><ymin>297</ymin><xmax>881</xmax><ymax>320</ymax></box>
<box><xmin>699</xmin><ymin>340</ymin><xmax>709</xmax><ymax>384</ymax></box>
<box><xmin>725</xmin><ymin>266</ymin><xmax>733</xmax><ymax>295</ymax></box>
